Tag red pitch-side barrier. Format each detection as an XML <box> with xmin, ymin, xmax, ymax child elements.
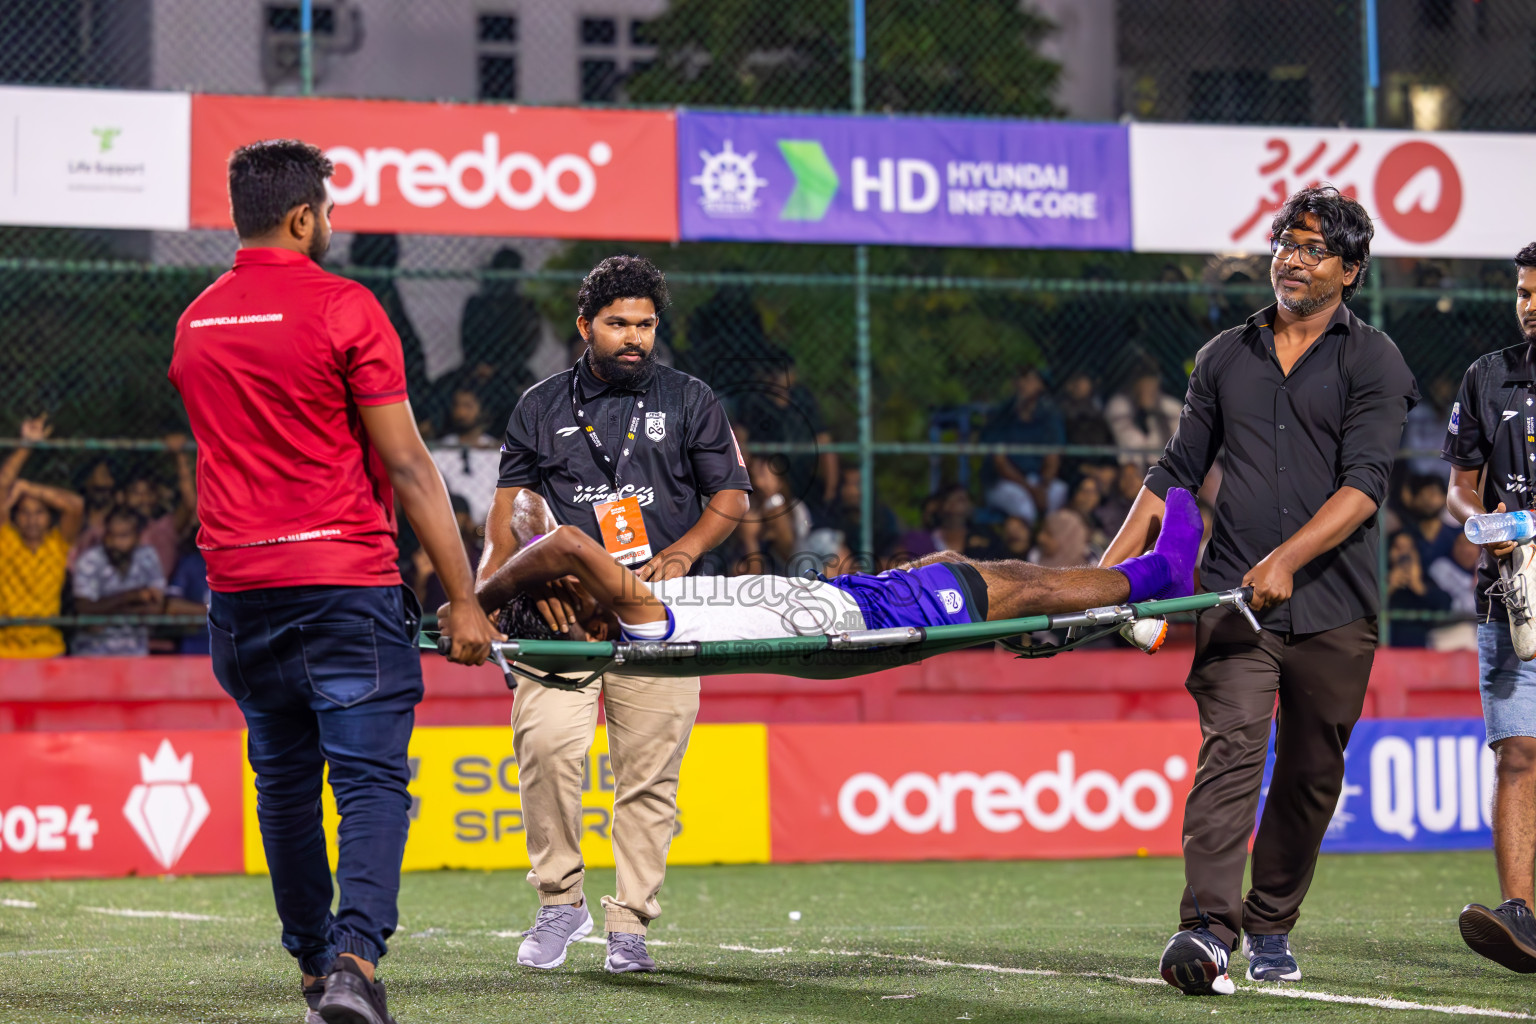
<box><xmin>0</xmin><ymin>647</ymin><xmax>1479</xmax><ymax>733</ymax></box>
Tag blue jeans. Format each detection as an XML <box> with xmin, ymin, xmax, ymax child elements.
<box><xmin>208</xmin><ymin>584</ymin><xmax>423</xmax><ymax>975</ymax></box>
<box><xmin>1478</xmin><ymin>620</ymin><xmax>1536</xmax><ymax>746</ymax></box>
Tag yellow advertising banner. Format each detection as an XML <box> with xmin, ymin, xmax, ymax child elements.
<box><xmin>243</xmin><ymin>723</ymin><xmax>769</xmax><ymax>874</ymax></box>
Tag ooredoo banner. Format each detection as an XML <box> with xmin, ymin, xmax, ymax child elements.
<box><xmin>678</xmin><ymin>112</ymin><xmax>1131</xmax><ymax>249</ymax></box>
<box><xmin>1130</xmin><ymin>123</ymin><xmax>1536</xmax><ymax>259</ymax></box>
<box><xmin>768</xmin><ymin>722</ymin><xmax>1201</xmax><ymax>862</ymax></box>
<box><xmin>0</xmin><ymin>731</ymin><xmax>244</xmax><ymax>880</ymax></box>
<box><xmin>190</xmin><ymin>95</ymin><xmax>677</xmax><ymax>240</ymax></box>
<box><xmin>0</xmin><ymin>86</ymin><xmax>191</xmax><ymax>230</ymax></box>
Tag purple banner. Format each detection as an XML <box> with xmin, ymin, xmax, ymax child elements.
<box><xmin>678</xmin><ymin>112</ymin><xmax>1131</xmax><ymax>249</ymax></box>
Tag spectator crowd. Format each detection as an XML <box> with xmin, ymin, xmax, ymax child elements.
<box><xmin>0</xmin><ymin>254</ymin><xmax>1481</xmax><ymax>656</ymax></box>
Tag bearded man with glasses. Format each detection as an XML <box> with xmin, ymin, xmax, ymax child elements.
<box><xmin>1103</xmin><ymin>185</ymin><xmax>1419</xmax><ymax>995</ymax></box>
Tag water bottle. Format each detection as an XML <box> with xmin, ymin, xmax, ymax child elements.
<box><xmin>1464</xmin><ymin>510</ymin><xmax>1536</xmax><ymax>545</ymax></box>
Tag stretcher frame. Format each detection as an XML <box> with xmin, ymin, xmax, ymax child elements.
<box><xmin>419</xmin><ymin>587</ymin><xmax>1260</xmax><ymax>691</ymax></box>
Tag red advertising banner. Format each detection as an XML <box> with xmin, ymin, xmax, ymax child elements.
<box><xmin>0</xmin><ymin>730</ymin><xmax>244</xmax><ymax>879</ymax></box>
<box><xmin>190</xmin><ymin>95</ymin><xmax>677</xmax><ymax>240</ymax></box>
<box><xmin>768</xmin><ymin>722</ymin><xmax>1202</xmax><ymax>862</ymax></box>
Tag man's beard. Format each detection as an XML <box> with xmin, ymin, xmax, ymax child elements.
<box><xmin>1521</xmin><ymin>314</ymin><xmax>1536</xmax><ymax>346</ymax></box>
<box><xmin>105</xmin><ymin>547</ymin><xmax>134</xmax><ymax>572</ymax></box>
<box><xmin>1273</xmin><ymin>267</ymin><xmax>1340</xmax><ymax>317</ymax></box>
<box><xmin>588</xmin><ymin>344</ymin><xmax>658</xmax><ymax>387</ymax></box>
<box><xmin>308</xmin><ymin>227</ymin><xmax>330</xmax><ymax>262</ymax></box>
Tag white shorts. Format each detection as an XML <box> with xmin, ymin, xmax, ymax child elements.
<box><xmin>639</xmin><ymin>575</ymin><xmax>865</xmax><ymax>643</ymax></box>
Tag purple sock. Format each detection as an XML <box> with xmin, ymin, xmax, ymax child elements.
<box><xmin>1112</xmin><ymin>488</ymin><xmax>1203</xmax><ymax>603</ymax></box>
<box><xmin>1113</xmin><ymin>552</ymin><xmax>1172</xmax><ymax>603</ymax></box>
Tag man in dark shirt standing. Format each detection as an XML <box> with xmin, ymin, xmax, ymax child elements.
<box><xmin>1447</xmin><ymin>243</ymin><xmax>1536</xmax><ymax>972</ymax></box>
<box><xmin>478</xmin><ymin>255</ymin><xmax>749</xmax><ymax>975</ymax></box>
<box><xmin>1103</xmin><ymin>187</ymin><xmax>1417</xmax><ymax>995</ymax></box>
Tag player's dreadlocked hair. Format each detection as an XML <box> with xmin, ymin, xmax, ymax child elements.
<box><xmin>498</xmin><ymin>592</ymin><xmax>558</xmax><ymax>640</ymax></box>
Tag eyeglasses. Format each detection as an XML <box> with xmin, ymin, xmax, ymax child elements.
<box><xmin>1270</xmin><ymin>238</ymin><xmax>1338</xmax><ymax>267</ymax></box>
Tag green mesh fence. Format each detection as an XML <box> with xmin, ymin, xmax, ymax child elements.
<box><xmin>2</xmin><ymin>0</ymin><xmax>1531</xmax><ymax>650</ymax></box>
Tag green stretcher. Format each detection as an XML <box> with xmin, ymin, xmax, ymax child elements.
<box><xmin>419</xmin><ymin>587</ymin><xmax>1260</xmax><ymax>692</ymax></box>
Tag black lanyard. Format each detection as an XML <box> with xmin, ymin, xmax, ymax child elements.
<box><xmin>569</xmin><ymin>359</ymin><xmax>648</xmax><ymax>494</ymax></box>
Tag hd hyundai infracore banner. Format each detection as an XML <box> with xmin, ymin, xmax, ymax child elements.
<box><xmin>676</xmin><ymin>111</ymin><xmax>1133</xmax><ymax>249</ymax></box>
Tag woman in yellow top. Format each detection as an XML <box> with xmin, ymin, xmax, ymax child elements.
<box><xmin>0</xmin><ymin>415</ymin><xmax>85</xmax><ymax>658</ymax></box>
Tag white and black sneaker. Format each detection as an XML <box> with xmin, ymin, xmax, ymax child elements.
<box><xmin>1243</xmin><ymin>932</ymin><xmax>1301</xmax><ymax>982</ymax></box>
<box><xmin>1160</xmin><ymin>926</ymin><xmax>1235</xmax><ymax>995</ymax></box>
<box><xmin>1493</xmin><ymin>543</ymin><xmax>1536</xmax><ymax>661</ymax></box>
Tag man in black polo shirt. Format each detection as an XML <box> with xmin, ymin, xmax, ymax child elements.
<box><xmin>478</xmin><ymin>255</ymin><xmax>749</xmax><ymax>974</ymax></box>
<box><xmin>1448</xmin><ymin>243</ymin><xmax>1536</xmax><ymax>973</ymax></box>
<box><xmin>1103</xmin><ymin>186</ymin><xmax>1417</xmax><ymax>994</ymax></box>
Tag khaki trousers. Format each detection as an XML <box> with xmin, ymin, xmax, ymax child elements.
<box><xmin>511</xmin><ymin>669</ymin><xmax>700</xmax><ymax>934</ymax></box>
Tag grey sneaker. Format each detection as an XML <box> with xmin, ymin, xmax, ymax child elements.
<box><xmin>605</xmin><ymin>931</ymin><xmax>657</xmax><ymax>974</ymax></box>
<box><xmin>516</xmin><ymin>900</ymin><xmax>594</xmax><ymax>969</ymax></box>
<box><xmin>1243</xmin><ymin>932</ymin><xmax>1301</xmax><ymax>982</ymax></box>
<box><xmin>303</xmin><ymin>978</ymin><xmax>325</xmax><ymax>1023</ymax></box>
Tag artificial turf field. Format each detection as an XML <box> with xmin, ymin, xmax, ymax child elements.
<box><xmin>1</xmin><ymin>852</ymin><xmax>1533</xmax><ymax>1023</ymax></box>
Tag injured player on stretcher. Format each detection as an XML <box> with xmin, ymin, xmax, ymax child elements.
<box><xmin>471</xmin><ymin>488</ymin><xmax>1203</xmax><ymax>646</ymax></box>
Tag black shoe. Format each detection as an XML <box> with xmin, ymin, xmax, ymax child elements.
<box><xmin>303</xmin><ymin>978</ymin><xmax>325</xmax><ymax>1024</ymax></box>
<box><xmin>1159</xmin><ymin>926</ymin><xmax>1235</xmax><ymax>995</ymax></box>
<box><xmin>1460</xmin><ymin>899</ymin><xmax>1536</xmax><ymax>973</ymax></box>
<box><xmin>318</xmin><ymin>956</ymin><xmax>397</xmax><ymax>1024</ymax></box>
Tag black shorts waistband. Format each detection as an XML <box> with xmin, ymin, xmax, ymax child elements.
<box><xmin>944</xmin><ymin>561</ymin><xmax>989</xmax><ymax>623</ymax></box>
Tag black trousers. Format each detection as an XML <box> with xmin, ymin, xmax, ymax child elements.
<box><xmin>1178</xmin><ymin>605</ymin><xmax>1377</xmax><ymax>949</ymax></box>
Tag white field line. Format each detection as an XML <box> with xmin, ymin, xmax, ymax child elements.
<box><xmin>1</xmin><ymin>899</ymin><xmax>37</xmax><ymax>908</ymax></box>
<box><xmin>718</xmin><ymin>942</ymin><xmax>1536</xmax><ymax>1020</ymax></box>
<box><xmin>0</xmin><ymin>948</ymin><xmax>89</xmax><ymax>957</ymax></box>
<box><xmin>473</xmin><ymin>928</ymin><xmax>1536</xmax><ymax>1019</ymax></box>
<box><xmin>81</xmin><ymin>906</ymin><xmax>222</xmax><ymax>922</ymax></box>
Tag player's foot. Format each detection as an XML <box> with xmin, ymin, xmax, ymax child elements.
<box><xmin>303</xmin><ymin>977</ymin><xmax>325</xmax><ymax>1023</ymax></box>
<box><xmin>517</xmin><ymin>899</ymin><xmax>594</xmax><ymax>969</ymax></box>
<box><xmin>605</xmin><ymin>931</ymin><xmax>657</xmax><ymax>973</ymax></box>
<box><xmin>1150</xmin><ymin>487</ymin><xmax>1202</xmax><ymax>600</ymax></box>
<box><xmin>1460</xmin><ymin>899</ymin><xmax>1536</xmax><ymax>973</ymax></box>
<box><xmin>1242</xmin><ymin>931</ymin><xmax>1301</xmax><ymax>982</ymax></box>
<box><xmin>1499</xmin><ymin>544</ymin><xmax>1536</xmax><ymax>661</ymax></box>
<box><xmin>1113</xmin><ymin>488</ymin><xmax>1203</xmax><ymax>603</ymax></box>
<box><xmin>1159</xmin><ymin>926</ymin><xmax>1235</xmax><ymax>995</ymax></box>
<box><xmin>317</xmin><ymin>957</ymin><xmax>396</xmax><ymax>1024</ymax></box>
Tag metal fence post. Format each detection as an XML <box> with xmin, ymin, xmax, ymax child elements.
<box><xmin>300</xmin><ymin>0</ymin><xmax>315</xmax><ymax>96</ymax></box>
<box><xmin>852</xmin><ymin>0</ymin><xmax>874</xmax><ymax>562</ymax></box>
<box><xmin>1361</xmin><ymin>0</ymin><xmax>1378</xmax><ymax>128</ymax></box>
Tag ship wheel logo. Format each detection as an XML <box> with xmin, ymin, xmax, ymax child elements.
<box><xmin>691</xmin><ymin>140</ymin><xmax>769</xmax><ymax>218</ymax></box>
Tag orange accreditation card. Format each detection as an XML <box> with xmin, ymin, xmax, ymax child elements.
<box><xmin>592</xmin><ymin>495</ymin><xmax>652</xmax><ymax>566</ymax></box>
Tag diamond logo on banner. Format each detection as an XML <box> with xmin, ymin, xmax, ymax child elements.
<box><xmin>122</xmin><ymin>739</ymin><xmax>211</xmax><ymax>870</ymax></box>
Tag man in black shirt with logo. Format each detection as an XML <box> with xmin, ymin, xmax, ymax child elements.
<box><xmin>1447</xmin><ymin>242</ymin><xmax>1536</xmax><ymax>973</ymax></box>
<box><xmin>478</xmin><ymin>256</ymin><xmax>749</xmax><ymax>975</ymax></box>
<box><xmin>1104</xmin><ymin>187</ymin><xmax>1417</xmax><ymax>994</ymax></box>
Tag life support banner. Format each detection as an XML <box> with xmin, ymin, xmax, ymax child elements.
<box><xmin>768</xmin><ymin>722</ymin><xmax>1203</xmax><ymax>862</ymax></box>
<box><xmin>189</xmin><ymin>95</ymin><xmax>677</xmax><ymax>240</ymax></box>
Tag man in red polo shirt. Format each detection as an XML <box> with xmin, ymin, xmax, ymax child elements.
<box><xmin>170</xmin><ymin>139</ymin><xmax>496</xmax><ymax>1024</ymax></box>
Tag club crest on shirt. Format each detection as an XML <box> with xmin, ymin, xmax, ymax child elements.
<box><xmin>936</xmin><ymin>588</ymin><xmax>964</xmax><ymax>614</ymax></box>
<box><xmin>645</xmin><ymin>410</ymin><xmax>666</xmax><ymax>442</ymax></box>
<box><xmin>1448</xmin><ymin>402</ymin><xmax>1460</xmax><ymax>435</ymax></box>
